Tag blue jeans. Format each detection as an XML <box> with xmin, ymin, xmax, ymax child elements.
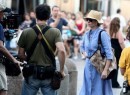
<box><xmin>21</xmin><ymin>76</ymin><xmax>57</xmax><ymax>95</ymax></box>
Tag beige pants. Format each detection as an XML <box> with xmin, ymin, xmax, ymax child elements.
<box><xmin>0</xmin><ymin>63</ymin><xmax>7</xmax><ymax>90</ymax></box>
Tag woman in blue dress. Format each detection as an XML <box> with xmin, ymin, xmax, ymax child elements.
<box><xmin>80</xmin><ymin>10</ymin><xmax>113</xmax><ymax>95</ymax></box>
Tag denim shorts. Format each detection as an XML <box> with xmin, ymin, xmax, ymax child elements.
<box><xmin>21</xmin><ymin>75</ymin><xmax>57</xmax><ymax>95</ymax></box>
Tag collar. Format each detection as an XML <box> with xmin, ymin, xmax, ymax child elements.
<box><xmin>89</xmin><ymin>27</ymin><xmax>100</xmax><ymax>34</ymax></box>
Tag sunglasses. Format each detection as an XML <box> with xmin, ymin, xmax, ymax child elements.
<box><xmin>86</xmin><ymin>18</ymin><xmax>96</xmax><ymax>22</ymax></box>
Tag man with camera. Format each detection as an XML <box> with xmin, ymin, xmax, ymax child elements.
<box><xmin>18</xmin><ymin>4</ymin><xmax>66</xmax><ymax>95</ymax></box>
<box><xmin>0</xmin><ymin>4</ymin><xmax>21</xmax><ymax>95</ymax></box>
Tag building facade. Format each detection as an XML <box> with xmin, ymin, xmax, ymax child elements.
<box><xmin>5</xmin><ymin>0</ymin><xmax>130</xmax><ymax>21</ymax></box>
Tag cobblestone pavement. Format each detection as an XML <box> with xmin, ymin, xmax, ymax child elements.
<box><xmin>73</xmin><ymin>58</ymin><xmax>123</xmax><ymax>95</ymax></box>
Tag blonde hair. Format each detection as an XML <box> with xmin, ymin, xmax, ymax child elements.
<box><xmin>76</xmin><ymin>11</ymin><xmax>83</xmax><ymax>18</ymax></box>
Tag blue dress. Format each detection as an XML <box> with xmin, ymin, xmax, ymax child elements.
<box><xmin>80</xmin><ymin>28</ymin><xmax>113</xmax><ymax>95</ymax></box>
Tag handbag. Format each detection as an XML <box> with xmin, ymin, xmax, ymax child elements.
<box><xmin>51</xmin><ymin>71</ymin><xmax>63</xmax><ymax>90</ymax></box>
<box><xmin>2</xmin><ymin>56</ymin><xmax>21</xmax><ymax>76</ymax></box>
<box><xmin>89</xmin><ymin>30</ymin><xmax>117</xmax><ymax>80</ymax></box>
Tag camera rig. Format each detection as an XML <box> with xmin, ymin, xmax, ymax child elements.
<box><xmin>0</xmin><ymin>11</ymin><xmax>22</xmax><ymax>40</ymax></box>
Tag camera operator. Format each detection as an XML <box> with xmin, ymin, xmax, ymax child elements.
<box><xmin>1</xmin><ymin>7</ymin><xmax>20</xmax><ymax>51</ymax></box>
<box><xmin>0</xmin><ymin>5</ymin><xmax>22</xmax><ymax>95</ymax></box>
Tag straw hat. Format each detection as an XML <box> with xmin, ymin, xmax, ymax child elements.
<box><xmin>84</xmin><ymin>10</ymin><xmax>103</xmax><ymax>24</ymax></box>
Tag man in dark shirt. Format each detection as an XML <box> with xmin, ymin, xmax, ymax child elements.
<box><xmin>18</xmin><ymin>4</ymin><xmax>66</xmax><ymax>95</ymax></box>
<box><xmin>47</xmin><ymin>6</ymin><xmax>68</xmax><ymax>34</ymax></box>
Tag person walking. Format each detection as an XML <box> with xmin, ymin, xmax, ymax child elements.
<box><xmin>109</xmin><ymin>17</ymin><xmax>125</xmax><ymax>88</ymax></box>
<box><xmin>119</xmin><ymin>26</ymin><xmax>130</xmax><ymax>95</ymax></box>
<box><xmin>111</xmin><ymin>8</ymin><xmax>126</xmax><ymax>38</ymax></box>
<box><xmin>80</xmin><ymin>10</ymin><xmax>113</xmax><ymax>95</ymax></box>
<box><xmin>18</xmin><ymin>4</ymin><xmax>66</xmax><ymax>95</ymax></box>
<box><xmin>0</xmin><ymin>5</ymin><xmax>21</xmax><ymax>95</ymax></box>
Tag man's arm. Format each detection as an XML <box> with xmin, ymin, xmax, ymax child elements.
<box><xmin>18</xmin><ymin>47</ymin><xmax>26</xmax><ymax>62</ymax></box>
<box><xmin>56</xmin><ymin>42</ymin><xmax>66</xmax><ymax>76</ymax></box>
<box><xmin>0</xmin><ymin>41</ymin><xmax>21</xmax><ymax>64</ymax></box>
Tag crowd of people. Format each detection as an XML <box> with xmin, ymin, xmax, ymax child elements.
<box><xmin>1</xmin><ymin>2</ymin><xmax>130</xmax><ymax>95</ymax></box>
<box><xmin>18</xmin><ymin>6</ymin><xmax>88</xmax><ymax>60</ymax></box>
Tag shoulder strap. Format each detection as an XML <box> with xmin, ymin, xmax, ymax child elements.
<box><xmin>34</xmin><ymin>25</ymin><xmax>56</xmax><ymax>68</ymax></box>
<box><xmin>98</xmin><ymin>29</ymin><xmax>105</xmax><ymax>47</ymax></box>
<box><xmin>35</xmin><ymin>25</ymin><xmax>50</xmax><ymax>35</ymax></box>
<box><xmin>27</xmin><ymin>26</ymin><xmax>51</xmax><ymax>62</ymax></box>
<box><xmin>36</xmin><ymin>25</ymin><xmax>54</xmax><ymax>53</ymax></box>
<box><xmin>26</xmin><ymin>28</ymin><xmax>39</xmax><ymax>62</ymax></box>
<box><xmin>89</xmin><ymin>29</ymin><xmax>105</xmax><ymax>59</ymax></box>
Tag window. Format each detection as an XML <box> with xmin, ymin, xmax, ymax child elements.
<box><xmin>87</xmin><ymin>0</ymin><xmax>102</xmax><ymax>11</ymax></box>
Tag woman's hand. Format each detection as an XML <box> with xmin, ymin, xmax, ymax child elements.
<box><xmin>101</xmin><ymin>59</ymin><xmax>111</xmax><ymax>79</ymax></box>
<box><xmin>82</xmin><ymin>52</ymin><xmax>87</xmax><ymax>59</ymax></box>
<box><xmin>101</xmin><ymin>69</ymin><xmax>108</xmax><ymax>79</ymax></box>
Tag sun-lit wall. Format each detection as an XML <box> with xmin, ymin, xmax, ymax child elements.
<box><xmin>120</xmin><ymin>0</ymin><xmax>130</xmax><ymax>21</ymax></box>
<box><xmin>111</xmin><ymin>0</ymin><xmax>130</xmax><ymax>21</ymax></box>
<box><xmin>47</xmin><ymin>0</ymin><xmax>80</xmax><ymax>13</ymax></box>
<box><xmin>0</xmin><ymin>0</ymin><xmax>12</xmax><ymax>8</ymax></box>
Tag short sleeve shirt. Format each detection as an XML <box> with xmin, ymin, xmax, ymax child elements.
<box><xmin>47</xmin><ymin>18</ymin><xmax>68</xmax><ymax>33</ymax></box>
<box><xmin>18</xmin><ymin>24</ymin><xmax>63</xmax><ymax>66</ymax></box>
<box><xmin>0</xmin><ymin>24</ymin><xmax>4</xmax><ymax>42</ymax></box>
<box><xmin>0</xmin><ymin>24</ymin><xmax>4</xmax><ymax>56</ymax></box>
